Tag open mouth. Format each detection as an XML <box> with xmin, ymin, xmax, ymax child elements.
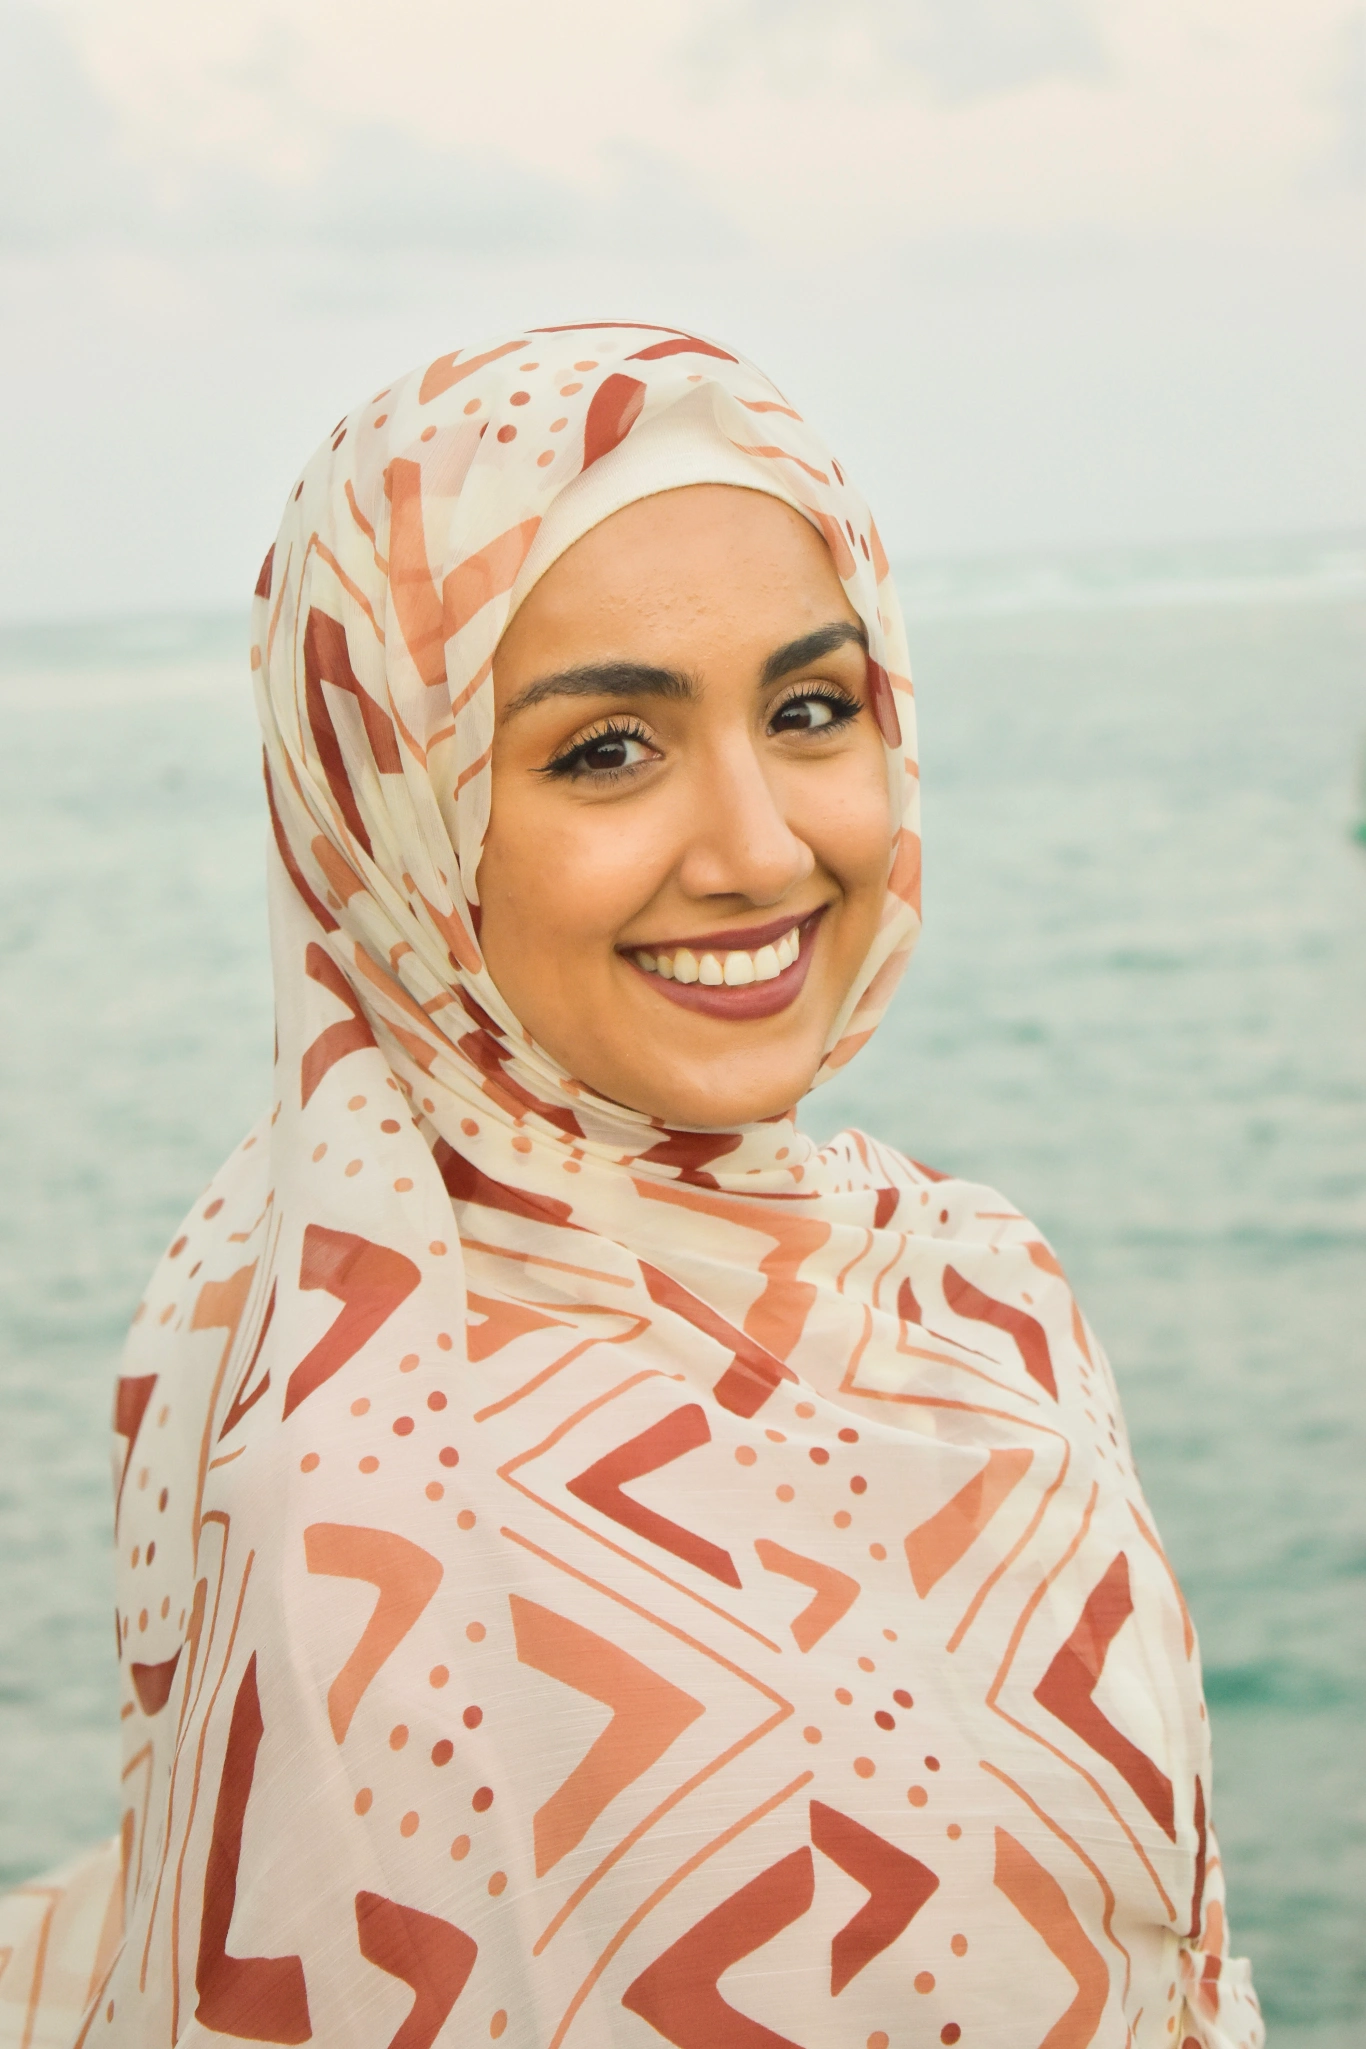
<box><xmin>618</xmin><ymin>907</ymin><xmax>828</xmax><ymax>1020</ymax></box>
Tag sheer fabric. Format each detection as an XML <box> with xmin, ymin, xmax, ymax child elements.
<box><xmin>1</xmin><ymin>323</ymin><xmax>1260</xmax><ymax>2049</ymax></box>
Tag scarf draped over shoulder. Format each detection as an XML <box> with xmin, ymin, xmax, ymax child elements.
<box><xmin>0</xmin><ymin>323</ymin><xmax>1261</xmax><ymax>2049</ymax></box>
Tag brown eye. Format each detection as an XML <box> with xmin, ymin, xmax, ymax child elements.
<box><xmin>544</xmin><ymin>723</ymin><xmax>656</xmax><ymax>779</ymax></box>
<box><xmin>581</xmin><ymin>735</ymin><xmax>633</xmax><ymax>771</ymax></box>
<box><xmin>771</xmin><ymin>689</ymin><xmax>858</xmax><ymax>734</ymax></box>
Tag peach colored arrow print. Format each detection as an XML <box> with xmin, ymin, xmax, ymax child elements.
<box><xmin>218</xmin><ymin>1281</ymin><xmax>278</xmax><ymax>1442</ymax></box>
<box><xmin>113</xmin><ymin>1374</ymin><xmax>157</xmax><ymax>1528</ymax></box>
<box><xmin>354</xmin><ymin>1891</ymin><xmax>477</xmax><ymax>2049</ymax></box>
<box><xmin>754</xmin><ymin>1540</ymin><xmax>860</xmax><ymax>1651</ymax></box>
<box><xmin>622</xmin><ymin>1847</ymin><xmax>815</xmax><ymax>2048</ymax></box>
<box><xmin>285</xmin><ymin>1227</ymin><xmax>421</xmax><ymax>1419</ymax></box>
<box><xmin>993</xmin><ymin>1829</ymin><xmax>1108</xmax><ymax>2049</ymax></box>
<box><xmin>903</xmin><ymin>1447</ymin><xmax>1034</xmax><ymax>1597</ymax></box>
<box><xmin>194</xmin><ymin>1654</ymin><xmax>312</xmax><ymax>2043</ymax></box>
<box><xmin>304</xmin><ymin>1525</ymin><xmax>443</xmax><ymax>1742</ymax></box>
<box><xmin>567</xmin><ymin>1404</ymin><xmax>741</xmax><ymax>1588</ymax></box>
<box><xmin>300</xmin><ymin>942</ymin><xmax>377</xmax><ymax>1106</ymax></box>
<box><xmin>637</xmin><ymin>1262</ymin><xmax>796</xmax><ymax>1420</ymax></box>
<box><xmin>1034</xmin><ymin>1551</ymin><xmax>1175</xmax><ymax>1839</ymax></box>
<box><xmin>129</xmin><ymin>1650</ymin><xmax>182</xmax><ymax>1717</ymax></box>
<box><xmin>464</xmin><ymin>1289</ymin><xmax>569</xmax><ymax>1363</ymax></box>
<box><xmin>809</xmin><ymin>1801</ymin><xmax>938</xmax><ymax>1995</ymax></box>
<box><xmin>942</xmin><ymin>1269</ymin><xmax>1057</xmax><ymax>1398</ymax></box>
<box><xmin>510</xmin><ymin>1596</ymin><xmax>704</xmax><ymax>1876</ymax></box>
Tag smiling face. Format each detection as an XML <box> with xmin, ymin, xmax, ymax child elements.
<box><xmin>477</xmin><ymin>484</ymin><xmax>894</xmax><ymax>1129</ymax></box>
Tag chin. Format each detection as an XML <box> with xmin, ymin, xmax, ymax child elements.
<box><xmin>617</xmin><ymin>1059</ymin><xmax>817</xmax><ymax>1131</ymax></box>
<box><xmin>561</xmin><ymin>998</ymin><xmax>830</xmax><ymax>1129</ymax></box>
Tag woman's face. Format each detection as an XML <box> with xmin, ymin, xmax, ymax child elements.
<box><xmin>477</xmin><ymin>484</ymin><xmax>893</xmax><ymax>1129</ymax></box>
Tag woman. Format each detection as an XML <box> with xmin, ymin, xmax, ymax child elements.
<box><xmin>1</xmin><ymin>324</ymin><xmax>1261</xmax><ymax>2048</ymax></box>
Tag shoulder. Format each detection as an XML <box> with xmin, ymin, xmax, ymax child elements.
<box><xmin>126</xmin><ymin>1114</ymin><xmax>275</xmax><ymax>1343</ymax></box>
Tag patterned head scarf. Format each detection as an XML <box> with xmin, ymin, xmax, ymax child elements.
<box><xmin>19</xmin><ymin>323</ymin><xmax>1259</xmax><ymax>2049</ymax></box>
<box><xmin>255</xmin><ymin>320</ymin><xmax>922</xmax><ymax>1179</ymax></box>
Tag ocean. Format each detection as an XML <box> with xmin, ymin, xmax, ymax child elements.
<box><xmin>1</xmin><ymin>535</ymin><xmax>1363</xmax><ymax>2044</ymax></box>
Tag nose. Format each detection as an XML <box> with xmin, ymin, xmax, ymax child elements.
<box><xmin>674</xmin><ymin>733</ymin><xmax>814</xmax><ymax>906</ymax></box>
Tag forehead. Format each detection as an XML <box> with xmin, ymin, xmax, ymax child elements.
<box><xmin>496</xmin><ymin>484</ymin><xmax>857</xmax><ymax>679</ymax></box>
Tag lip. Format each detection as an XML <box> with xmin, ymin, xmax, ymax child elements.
<box><xmin>618</xmin><ymin>907</ymin><xmax>829</xmax><ymax>1021</ymax></box>
<box><xmin>622</xmin><ymin>908</ymin><xmax>826</xmax><ymax>957</ymax></box>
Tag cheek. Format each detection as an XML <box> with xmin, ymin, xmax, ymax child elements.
<box><xmin>810</xmin><ymin>750</ymin><xmax>896</xmax><ymax>902</ymax></box>
<box><xmin>480</xmin><ymin>791</ymin><xmax>661</xmax><ymax>962</ymax></box>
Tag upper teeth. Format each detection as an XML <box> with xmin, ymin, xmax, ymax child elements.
<box><xmin>634</xmin><ymin>926</ymin><xmax>802</xmax><ymax>985</ymax></box>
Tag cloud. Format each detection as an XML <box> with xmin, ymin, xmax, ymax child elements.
<box><xmin>694</xmin><ymin>0</ymin><xmax>1109</xmax><ymax>101</ymax></box>
<box><xmin>0</xmin><ymin>6</ymin><xmax>141</xmax><ymax>246</ymax></box>
<box><xmin>5</xmin><ymin>0</ymin><xmax>1363</xmax><ymax>266</ymax></box>
<box><xmin>1328</xmin><ymin>6</ymin><xmax>1366</xmax><ymax>182</ymax></box>
<box><xmin>0</xmin><ymin>0</ymin><xmax>1358</xmax><ymax>623</ymax></box>
<box><xmin>2</xmin><ymin>2</ymin><xmax>745</xmax><ymax>270</ymax></box>
<box><xmin>203</xmin><ymin>127</ymin><xmax>574</xmax><ymax>259</ymax></box>
<box><xmin>0</xmin><ymin>4</ymin><xmax>571</xmax><ymax>258</ymax></box>
<box><xmin>902</xmin><ymin>0</ymin><xmax>1108</xmax><ymax>99</ymax></box>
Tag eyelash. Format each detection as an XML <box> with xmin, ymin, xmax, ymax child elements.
<box><xmin>769</xmin><ymin>682</ymin><xmax>862</xmax><ymax>732</ymax></box>
<box><xmin>542</xmin><ymin>717</ymin><xmax>654</xmax><ymax>781</ymax></box>
<box><xmin>541</xmin><ymin>684</ymin><xmax>863</xmax><ymax>782</ymax></box>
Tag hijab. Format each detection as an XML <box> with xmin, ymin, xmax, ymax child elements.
<box><xmin>0</xmin><ymin>323</ymin><xmax>1261</xmax><ymax>2049</ymax></box>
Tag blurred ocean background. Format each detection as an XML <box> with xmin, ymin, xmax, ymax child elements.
<box><xmin>1</xmin><ymin>533</ymin><xmax>1363</xmax><ymax>2046</ymax></box>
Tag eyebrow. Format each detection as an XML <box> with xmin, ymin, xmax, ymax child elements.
<box><xmin>501</xmin><ymin>661</ymin><xmax>697</xmax><ymax>721</ymax></box>
<box><xmin>500</xmin><ymin>619</ymin><xmax>868</xmax><ymax>721</ymax></box>
<box><xmin>761</xmin><ymin>620</ymin><xmax>867</xmax><ymax>685</ymax></box>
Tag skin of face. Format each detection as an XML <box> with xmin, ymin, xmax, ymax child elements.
<box><xmin>477</xmin><ymin>483</ymin><xmax>894</xmax><ymax>1129</ymax></box>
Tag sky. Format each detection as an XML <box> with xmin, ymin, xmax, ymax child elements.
<box><xmin>1</xmin><ymin>0</ymin><xmax>1362</xmax><ymax>619</ymax></box>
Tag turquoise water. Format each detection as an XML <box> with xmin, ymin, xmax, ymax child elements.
<box><xmin>1</xmin><ymin>541</ymin><xmax>1363</xmax><ymax>2043</ymax></box>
